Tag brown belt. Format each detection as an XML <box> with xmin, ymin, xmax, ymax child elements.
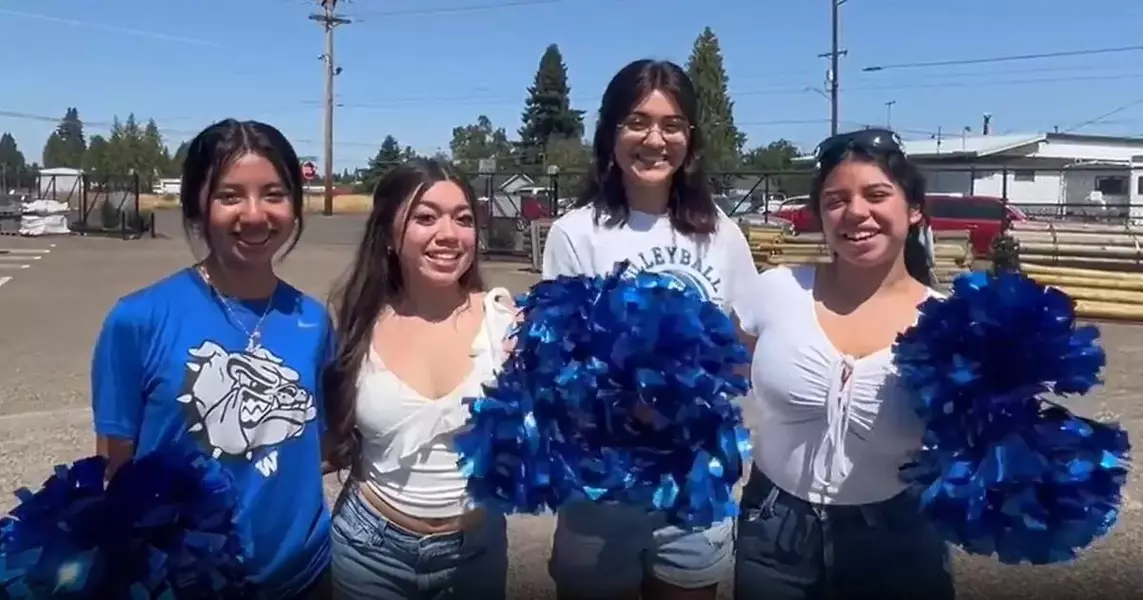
<box><xmin>356</xmin><ymin>482</ymin><xmax>485</xmax><ymax>536</ymax></box>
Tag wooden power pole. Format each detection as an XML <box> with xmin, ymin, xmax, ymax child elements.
<box><xmin>818</xmin><ymin>0</ymin><xmax>847</xmax><ymax>136</ymax></box>
<box><xmin>309</xmin><ymin>1</ymin><xmax>350</xmax><ymax>216</ymax></box>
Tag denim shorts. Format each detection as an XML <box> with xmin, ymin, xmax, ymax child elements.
<box><xmin>548</xmin><ymin>500</ymin><xmax>734</xmax><ymax>597</ymax></box>
<box><xmin>734</xmin><ymin>468</ymin><xmax>955</xmax><ymax>600</ymax></box>
<box><xmin>330</xmin><ymin>485</ymin><xmax>509</xmax><ymax>600</ymax></box>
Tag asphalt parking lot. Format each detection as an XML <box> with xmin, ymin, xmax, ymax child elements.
<box><xmin>0</xmin><ymin>212</ymin><xmax>1139</xmax><ymax>599</ymax></box>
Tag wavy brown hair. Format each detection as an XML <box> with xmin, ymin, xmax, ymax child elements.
<box><xmin>577</xmin><ymin>59</ymin><xmax>718</xmax><ymax>235</ymax></box>
<box><xmin>322</xmin><ymin>158</ymin><xmax>486</xmax><ymax>473</ymax></box>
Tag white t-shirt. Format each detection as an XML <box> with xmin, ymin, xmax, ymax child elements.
<box><xmin>743</xmin><ymin>265</ymin><xmax>942</xmax><ymax>505</ymax></box>
<box><xmin>541</xmin><ymin>205</ymin><xmax>759</xmax><ymax>323</ymax></box>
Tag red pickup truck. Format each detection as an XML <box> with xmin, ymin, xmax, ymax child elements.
<box><xmin>771</xmin><ymin>193</ymin><xmax>1027</xmax><ymax>257</ymax></box>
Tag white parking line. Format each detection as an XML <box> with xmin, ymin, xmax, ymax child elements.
<box><xmin>0</xmin><ymin>246</ymin><xmax>53</xmax><ymax>289</ymax></box>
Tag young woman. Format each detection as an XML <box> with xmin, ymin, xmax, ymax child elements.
<box><xmin>541</xmin><ymin>59</ymin><xmax>759</xmax><ymax>600</ymax></box>
<box><xmin>322</xmin><ymin>158</ymin><xmax>514</xmax><ymax>600</ymax></box>
<box><xmin>91</xmin><ymin>119</ymin><xmax>332</xmax><ymax>598</ymax></box>
<box><xmin>733</xmin><ymin>129</ymin><xmax>955</xmax><ymax>600</ymax></box>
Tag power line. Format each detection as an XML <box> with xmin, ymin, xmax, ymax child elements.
<box><xmin>308</xmin><ymin>0</ymin><xmax>351</xmax><ymax>216</ymax></box>
<box><xmin>314</xmin><ymin>71</ymin><xmax>1143</xmax><ymax>109</ymax></box>
<box><xmin>0</xmin><ymin>109</ymin><xmax>395</xmax><ymax>150</ymax></box>
<box><xmin>1061</xmin><ymin>96</ymin><xmax>1143</xmax><ymax>134</ymax></box>
<box><xmin>352</xmin><ymin>0</ymin><xmax>559</xmax><ymax>17</ymax></box>
<box><xmin>862</xmin><ymin>45</ymin><xmax>1143</xmax><ymax>72</ymax></box>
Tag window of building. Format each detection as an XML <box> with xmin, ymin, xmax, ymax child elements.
<box><xmin>1012</xmin><ymin>170</ymin><xmax>1035</xmax><ymax>182</ymax></box>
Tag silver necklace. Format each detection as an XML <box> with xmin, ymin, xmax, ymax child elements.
<box><xmin>197</xmin><ymin>264</ymin><xmax>278</xmax><ymax>353</ymax></box>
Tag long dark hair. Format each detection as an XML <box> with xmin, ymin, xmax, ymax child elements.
<box><xmin>810</xmin><ymin>147</ymin><xmax>933</xmax><ymax>286</ymax></box>
<box><xmin>577</xmin><ymin>59</ymin><xmax>718</xmax><ymax>235</ymax></box>
<box><xmin>323</xmin><ymin>157</ymin><xmax>486</xmax><ymax>473</ymax></box>
<box><xmin>179</xmin><ymin>118</ymin><xmax>305</xmax><ymax>256</ymax></box>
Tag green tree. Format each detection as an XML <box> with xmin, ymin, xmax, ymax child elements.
<box><xmin>139</xmin><ymin>119</ymin><xmax>167</xmax><ymax>186</ymax></box>
<box><xmin>42</xmin><ymin>108</ymin><xmax>87</xmax><ymax>168</ymax></box>
<box><xmin>356</xmin><ymin>135</ymin><xmax>404</xmax><ymax>192</ymax></box>
<box><xmin>0</xmin><ymin>133</ymin><xmax>27</xmax><ymax>174</ymax></box>
<box><xmin>449</xmin><ymin>115</ymin><xmax>513</xmax><ymax>174</ymax></box>
<box><xmin>167</xmin><ymin>141</ymin><xmax>190</xmax><ymax>177</ymax></box>
<box><xmin>742</xmin><ymin>139</ymin><xmax>808</xmax><ymax>196</ymax></box>
<box><xmin>686</xmin><ymin>28</ymin><xmax>744</xmax><ymax>177</ymax></box>
<box><xmin>518</xmin><ymin>44</ymin><xmax>584</xmax><ymax>166</ymax></box>
<box><xmin>543</xmin><ymin>136</ymin><xmax>592</xmax><ymax>198</ymax></box>
<box><xmin>83</xmin><ymin>135</ymin><xmax>111</xmax><ymax>179</ymax></box>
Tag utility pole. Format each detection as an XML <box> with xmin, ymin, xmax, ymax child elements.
<box><xmin>818</xmin><ymin>0</ymin><xmax>848</xmax><ymax>135</ymax></box>
<box><xmin>309</xmin><ymin>1</ymin><xmax>350</xmax><ymax>216</ymax></box>
<box><xmin>885</xmin><ymin>100</ymin><xmax>896</xmax><ymax>128</ymax></box>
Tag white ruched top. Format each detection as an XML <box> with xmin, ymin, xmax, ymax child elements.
<box><xmin>355</xmin><ymin>289</ymin><xmax>516</xmax><ymax>519</ymax></box>
<box><xmin>744</xmin><ymin>266</ymin><xmax>942</xmax><ymax>505</ymax></box>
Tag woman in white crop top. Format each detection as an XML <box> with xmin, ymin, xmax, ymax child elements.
<box><xmin>733</xmin><ymin>130</ymin><xmax>955</xmax><ymax>600</ymax></box>
<box><xmin>322</xmin><ymin>159</ymin><xmax>514</xmax><ymax>600</ymax></box>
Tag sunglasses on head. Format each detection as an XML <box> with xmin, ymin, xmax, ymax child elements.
<box><xmin>813</xmin><ymin>128</ymin><xmax>905</xmax><ymax>167</ymax></box>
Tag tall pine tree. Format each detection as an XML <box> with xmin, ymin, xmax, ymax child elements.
<box><xmin>357</xmin><ymin>135</ymin><xmax>404</xmax><ymax>192</ymax></box>
<box><xmin>0</xmin><ymin>133</ymin><xmax>27</xmax><ymax>174</ymax></box>
<box><xmin>686</xmin><ymin>28</ymin><xmax>744</xmax><ymax>176</ymax></box>
<box><xmin>42</xmin><ymin>108</ymin><xmax>87</xmax><ymax>169</ymax></box>
<box><xmin>519</xmin><ymin>44</ymin><xmax>584</xmax><ymax>166</ymax></box>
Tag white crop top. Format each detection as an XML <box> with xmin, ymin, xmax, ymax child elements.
<box><xmin>744</xmin><ymin>266</ymin><xmax>942</xmax><ymax>506</ymax></box>
<box><xmin>355</xmin><ymin>289</ymin><xmax>516</xmax><ymax>519</ymax></box>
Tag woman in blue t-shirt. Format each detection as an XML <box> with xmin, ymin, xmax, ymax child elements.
<box><xmin>90</xmin><ymin>119</ymin><xmax>333</xmax><ymax>598</ymax></box>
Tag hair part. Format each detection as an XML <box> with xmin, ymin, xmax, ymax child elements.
<box><xmin>576</xmin><ymin>59</ymin><xmax>718</xmax><ymax>236</ymax></box>
<box><xmin>179</xmin><ymin>118</ymin><xmax>306</xmax><ymax>258</ymax></box>
<box><xmin>322</xmin><ymin>157</ymin><xmax>486</xmax><ymax>473</ymax></box>
<box><xmin>809</xmin><ymin>147</ymin><xmax>934</xmax><ymax>286</ymax></box>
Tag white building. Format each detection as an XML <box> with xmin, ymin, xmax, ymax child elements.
<box><xmin>900</xmin><ymin>132</ymin><xmax>1143</xmax><ymax>219</ymax></box>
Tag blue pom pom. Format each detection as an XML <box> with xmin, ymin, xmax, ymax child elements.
<box><xmin>894</xmin><ymin>270</ymin><xmax>1131</xmax><ymax>565</ymax></box>
<box><xmin>0</xmin><ymin>448</ymin><xmax>252</xmax><ymax>599</ymax></box>
<box><xmin>455</xmin><ymin>261</ymin><xmax>752</xmax><ymax>530</ymax></box>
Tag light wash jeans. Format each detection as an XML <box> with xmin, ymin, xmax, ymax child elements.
<box><xmin>330</xmin><ymin>484</ymin><xmax>508</xmax><ymax>600</ymax></box>
<box><xmin>549</xmin><ymin>500</ymin><xmax>735</xmax><ymax>597</ymax></box>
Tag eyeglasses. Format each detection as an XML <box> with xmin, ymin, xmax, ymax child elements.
<box><xmin>619</xmin><ymin>114</ymin><xmax>692</xmax><ymax>140</ymax></box>
<box><xmin>813</xmin><ymin>128</ymin><xmax>905</xmax><ymax>166</ymax></box>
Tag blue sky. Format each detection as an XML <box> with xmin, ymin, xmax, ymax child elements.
<box><xmin>2</xmin><ymin>0</ymin><xmax>1142</xmax><ymax>170</ymax></box>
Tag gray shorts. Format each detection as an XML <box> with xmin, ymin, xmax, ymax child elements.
<box><xmin>548</xmin><ymin>500</ymin><xmax>734</xmax><ymax>597</ymax></box>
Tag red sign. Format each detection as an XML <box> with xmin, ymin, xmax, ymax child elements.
<box><xmin>301</xmin><ymin>161</ymin><xmax>317</xmax><ymax>181</ymax></box>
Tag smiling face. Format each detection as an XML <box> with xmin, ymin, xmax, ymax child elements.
<box><xmin>818</xmin><ymin>158</ymin><xmax>920</xmax><ymax>269</ymax></box>
<box><xmin>613</xmin><ymin>89</ymin><xmax>691</xmax><ymax>189</ymax></box>
<box><xmin>393</xmin><ymin>180</ymin><xmax>477</xmax><ymax>289</ymax></box>
<box><xmin>203</xmin><ymin>152</ymin><xmax>296</xmax><ymax>270</ymax></box>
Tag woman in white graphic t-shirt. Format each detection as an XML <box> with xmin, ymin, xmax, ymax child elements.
<box><xmin>540</xmin><ymin>58</ymin><xmax>758</xmax><ymax>600</ymax></box>
<box><xmin>733</xmin><ymin>129</ymin><xmax>954</xmax><ymax>600</ymax></box>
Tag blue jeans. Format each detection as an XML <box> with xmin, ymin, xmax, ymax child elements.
<box><xmin>549</xmin><ymin>500</ymin><xmax>734</xmax><ymax>597</ymax></box>
<box><xmin>734</xmin><ymin>469</ymin><xmax>955</xmax><ymax>600</ymax></box>
<box><xmin>330</xmin><ymin>485</ymin><xmax>508</xmax><ymax>600</ymax></box>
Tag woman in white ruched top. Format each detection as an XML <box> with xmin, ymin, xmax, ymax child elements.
<box><xmin>321</xmin><ymin>158</ymin><xmax>514</xmax><ymax>600</ymax></box>
<box><xmin>733</xmin><ymin>130</ymin><xmax>955</xmax><ymax>600</ymax></box>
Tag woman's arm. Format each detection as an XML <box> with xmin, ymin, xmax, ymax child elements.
<box><xmin>91</xmin><ymin>300</ymin><xmax>149</xmax><ymax>478</ymax></box>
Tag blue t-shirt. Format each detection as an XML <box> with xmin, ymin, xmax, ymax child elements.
<box><xmin>91</xmin><ymin>267</ymin><xmax>333</xmax><ymax>597</ymax></box>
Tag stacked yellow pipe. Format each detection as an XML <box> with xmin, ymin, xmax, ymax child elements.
<box><xmin>1019</xmin><ymin>263</ymin><xmax>1143</xmax><ymax>322</ymax></box>
<box><xmin>1005</xmin><ymin>222</ymin><xmax>1143</xmax><ymax>321</ymax></box>
<box><xmin>745</xmin><ymin>228</ymin><xmax>975</xmax><ymax>287</ymax></box>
